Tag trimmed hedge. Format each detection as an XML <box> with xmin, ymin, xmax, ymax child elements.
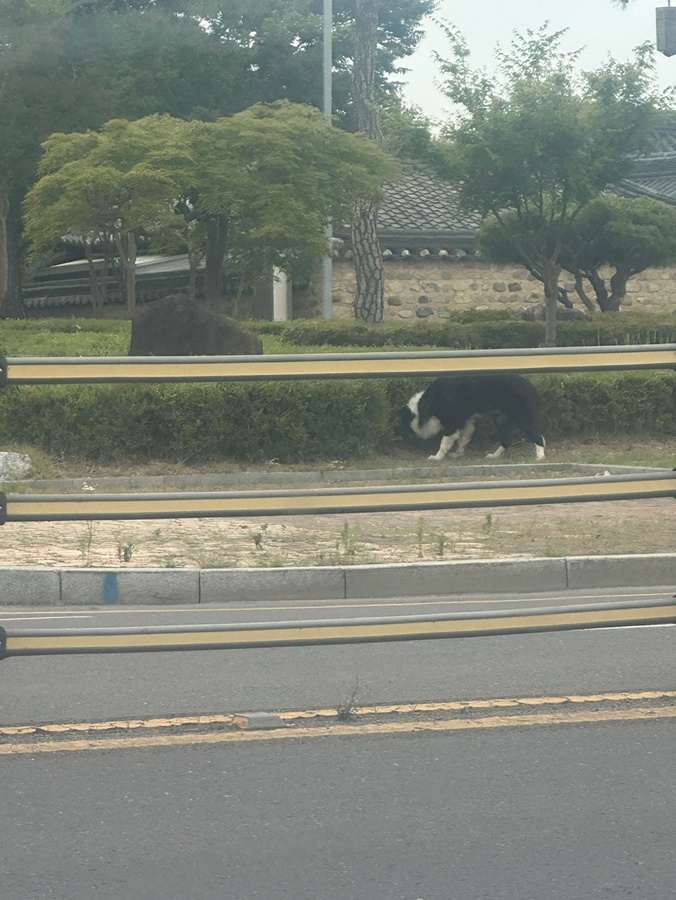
<box><xmin>0</xmin><ymin>381</ymin><xmax>392</xmax><ymax>462</ymax></box>
<box><xmin>534</xmin><ymin>371</ymin><xmax>676</xmax><ymax>436</ymax></box>
<box><xmin>250</xmin><ymin>310</ymin><xmax>676</xmax><ymax>350</ymax></box>
<box><xmin>0</xmin><ymin>371</ymin><xmax>673</xmax><ymax>462</ymax></box>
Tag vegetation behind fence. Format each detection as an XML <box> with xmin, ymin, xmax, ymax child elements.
<box><xmin>0</xmin><ymin>314</ymin><xmax>674</xmax><ymax>462</ymax></box>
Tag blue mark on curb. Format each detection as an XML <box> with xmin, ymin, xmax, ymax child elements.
<box><xmin>103</xmin><ymin>573</ymin><xmax>119</xmax><ymax>604</ymax></box>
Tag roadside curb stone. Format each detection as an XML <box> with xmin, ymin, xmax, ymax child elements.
<box><xmin>1</xmin><ymin>554</ymin><xmax>674</xmax><ymax>607</ymax></box>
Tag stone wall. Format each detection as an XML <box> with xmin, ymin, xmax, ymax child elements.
<box><xmin>325</xmin><ymin>258</ymin><xmax>676</xmax><ymax>320</ymax></box>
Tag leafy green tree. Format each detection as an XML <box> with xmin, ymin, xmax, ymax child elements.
<box><xmin>1</xmin><ymin>0</ymin><xmax>432</xmax><ymax>319</ymax></box>
<box><xmin>560</xmin><ymin>196</ymin><xmax>676</xmax><ymax>312</ymax></box>
<box><xmin>206</xmin><ymin>0</ymin><xmax>435</xmax><ymax>130</ymax></box>
<box><xmin>24</xmin><ymin>102</ymin><xmax>398</xmax><ymax>309</ymax></box>
<box><xmin>170</xmin><ymin>101</ymin><xmax>398</xmax><ymax>301</ymax></box>
<box><xmin>204</xmin><ymin>0</ymin><xmax>434</xmax><ymax>322</ymax></box>
<box><xmin>478</xmin><ymin>195</ymin><xmax>676</xmax><ymax>313</ymax></box>
<box><xmin>0</xmin><ymin>0</ymin><xmax>277</xmax><ymax>318</ymax></box>
<box><xmin>24</xmin><ymin>116</ymin><xmax>185</xmax><ymax>315</ymax></box>
<box><xmin>435</xmin><ymin>26</ymin><xmax>665</xmax><ymax>345</ymax></box>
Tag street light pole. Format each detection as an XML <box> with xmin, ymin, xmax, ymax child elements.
<box><xmin>321</xmin><ymin>0</ymin><xmax>333</xmax><ymax>318</ymax></box>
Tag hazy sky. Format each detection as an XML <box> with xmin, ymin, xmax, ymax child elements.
<box><xmin>399</xmin><ymin>0</ymin><xmax>676</xmax><ymax>122</ymax></box>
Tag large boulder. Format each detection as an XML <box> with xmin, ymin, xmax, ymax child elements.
<box><xmin>0</xmin><ymin>452</ymin><xmax>33</xmax><ymax>481</ymax></box>
<box><xmin>129</xmin><ymin>295</ymin><xmax>264</xmax><ymax>356</ymax></box>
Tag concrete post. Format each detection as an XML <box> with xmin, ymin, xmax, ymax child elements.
<box><xmin>272</xmin><ymin>268</ymin><xmax>292</xmax><ymax>321</ymax></box>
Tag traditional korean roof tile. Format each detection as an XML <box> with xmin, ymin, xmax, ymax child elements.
<box><xmin>617</xmin><ymin>152</ymin><xmax>676</xmax><ymax>206</ymax></box>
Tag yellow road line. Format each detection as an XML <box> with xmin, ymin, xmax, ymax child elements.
<box><xmin>281</xmin><ymin>690</ymin><xmax>676</xmax><ymax>719</ymax></box>
<box><xmin>2</xmin><ymin>690</ymin><xmax>674</xmax><ymax>736</ymax></box>
<box><xmin>2</xmin><ymin>705</ymin><xmax>675</xmax><ymax>755</ymax></box>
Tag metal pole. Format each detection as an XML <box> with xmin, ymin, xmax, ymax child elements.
<box><xmin>322</xmin><ymin>0</ymin><xmax>333</xmax><ymax>319</ymax></box>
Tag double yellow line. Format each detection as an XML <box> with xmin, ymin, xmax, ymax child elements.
<box><xmin>3</xmin><ymin>691</ymin><xmax>675</xmax><ymax>755</ymax></box>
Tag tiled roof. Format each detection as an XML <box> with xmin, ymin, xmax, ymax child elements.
<box><xmin>379</xmin><ymin>170</ymin><xmax>480</xmax><ymax>233</ymax></box>
<box><xmin>618</xmin><ymin>152</ymin><xmax>676</xmax><ymax>206</ymax></box>
<box><xmin>334</xmin><ymin>168</ymin><xmax>480</xmax><ymax>256</ymax></box>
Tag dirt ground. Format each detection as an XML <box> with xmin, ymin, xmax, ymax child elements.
<box><xmin>2</xmin><ymin>439</ymin><xmax>675</xmax><ymax>569</ymax></box>
<box><xmin>1</xmin><ymin>497</ymin><xmax>675</xmax><ymax>570</ymax></box>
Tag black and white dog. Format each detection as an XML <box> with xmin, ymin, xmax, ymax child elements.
<box><xmin>402</xmin><ymin>374</ymin><xmax>546</xmax><ymax>461</ymax></box>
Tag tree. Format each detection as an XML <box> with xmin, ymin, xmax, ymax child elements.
<box><xmin>351</xmin><ymin>0</ymin><xmax>385</xmax><ymax>323</ymax></box>
<box><xmin>23</xmin><ymin>102</ymin><xmax>398</xmax><ymax>309</ymax></box>
<box><xmin>435</xmin><ymin>26</ymin><xmax>665</xmax><ymax>345</ymax></box>
<box><xmin>206</xmin><ymin>0</ymin><xmax>436</xmax><ymax>130</ymax></box>
<box><xmin>205</xmin><ymin>0</ymin><xmax>434</xmax><ymax>321</ymax></box>
<box><xmin>478</xmin><ymin>195</ymin><xmax>676</xmax><ymax>313</ymax></box>
<box><xmin>0</xmin><ymin>0</ymin><xmax>251</xmax><ymax>317</ymax></box>
<box><xmin>2</xmin><ymin>0</ymin><xmax>432</xmax><ymax>319</ymax></box>
<box><xmin>23</xmin><ymin>116</ymin><xmax>185</xmax><ymax>315</ymax></box>
<box><xmin>173</xmin><ymin>101</ymin><xmax>398</xmax><ymax>301</ymax></box>
<box><xmin>347</xmin><ymin>0</ymin><xmax>434</xmax><ymax>323</ymax></box>
<box><xmin>560</xmin><ymin>196</ymin><xmax>676</xmax><ymax>311</ymax></box>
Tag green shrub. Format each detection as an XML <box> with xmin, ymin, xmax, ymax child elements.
<box><xmin>533</xmin><ymin>371</ymin><xmax>676</xmax><ymax>436</ymax></box>
<box><xmin>247</xmin><ymin>310</ymin><xmax>676</xmax><ymax>350</ymax></box>
<box><xmin>0</xmin><ymin>380</ymin><xmax>392</xmax><ymax>461</ymax></box>
<box><xmin>1</xmin><ymin>371</ymin><xmax>672</xmax><ymax>463</ymax></box>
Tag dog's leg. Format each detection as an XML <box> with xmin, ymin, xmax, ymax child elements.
<box><xmin>450</xmin><ymin>416</ymin><xmax>477</xmax><ymax>457</ymax></box>
<box><xmin>485</xmin><ymin>444</ymin><xmax>506</xmax><ymax>459</ymax></box>
<box><xmin>429</xmin><ymin>430</ymin><xmax>459</xmax><ymax>461</ymax></box>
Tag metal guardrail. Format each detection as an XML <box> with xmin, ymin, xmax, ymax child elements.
<box><xmin>0</xmin><ymin>346</ymin><xmax>673</xmax><ymax>528</ymax></box>
<box><xmin>1</xmin><ymin>599</ymin><xmax>674</xmax><ymax>658</ymax></box>
<box><xmin>2</xmin><ymin>344</ymin><xmax>676</xmax><ymax>384</ymax></box>
<box><xmin>1</xmin><ymin>472</ymin><xmax>675</xmax><ymax>523</ymax></box>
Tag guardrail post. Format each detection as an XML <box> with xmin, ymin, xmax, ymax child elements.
<box><xmin>0</xmin><ymin>492</ymin><xmax>6</xmax><ymax>525</ymax></box>
<box><xmin>0</xmin><ymin>355</ymin><xmax>6</xmax><ymax>387</ymax></box>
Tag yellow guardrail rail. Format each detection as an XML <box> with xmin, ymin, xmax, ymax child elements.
<box><xmin>2</xmin><ymin>344</ymin><xmax>676</xmax><ymax>384</ymax></box>
<box><xmin>1</xmin><ymin>599</ymin><xmax>674</xmax><ymax>657</ymax></box>
<box><xmin>1</xmin><ymin>472</ymin><xmax>674</xmax><ymax>523</ymax></box>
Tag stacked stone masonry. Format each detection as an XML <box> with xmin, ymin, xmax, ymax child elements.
<box><xmin>326</xmin><ymin>259</ymin><xmax>676</xmax><ymax>319</ymax></box>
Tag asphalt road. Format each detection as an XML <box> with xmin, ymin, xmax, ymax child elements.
<box><xmin>0</xmin><ymin>586</ymin><xmax>674</xmax><ymax>725</ymax></box>
<box><xmin>2</xmin><ymin>719</ymin><xmax>675</xmax><ymax>900</ymax></box>
<box><xmin>2</xmin><ymin>586</ymin><xmax>675</xmax><ymax>900</ymax></box>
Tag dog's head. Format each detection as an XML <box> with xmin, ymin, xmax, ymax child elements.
<box><xmin>399</xmin><ymin>390</ymin><xmax>442</xmax><ymax>441</ymax></box>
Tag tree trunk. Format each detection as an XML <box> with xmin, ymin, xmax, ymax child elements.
<box><xmin>606</xmin><ymin>268</ymin><xmax>627</xmax><ymax>312</ymax></box>
<box><xmin>188</xmin><ymin>249</ymin><xmax>205</xmax><ymax>302</ymax></box>
<box><xmin>114</xmin><ymin>230</ymin><xmax>138</xmax><ymax>317</ymax></box>
<box><xmin>204</xmin><ymin>216</ymin><xmax>228</xmax><ymax>303</ymax></box>
<box><xmin>586</xmin><ymin>266</ymin><xmax>611</xmax><ymax>312</ymax></box>
<box><xmin>0</xmin><ymin>185</ymin><xmax>26</xmax><ymax>319</ymax></box>
<box><xmin>573</xmin><ymin>273</ymin><xmax>598</xmax><ymax>313</ymax></box>
<box><xmin>542</xmin><ymin>262</ymin><xmax>561</xmax><ymax>347</ymax></box>
<box><xmin>351</xmin><ymin>198</ymin><xmax>384</xmax><ymax>323</ymax></box>
<box><xmin>352</xmin><ymin>0</ymin><xmax>382</xmax><ymax>143</ymax></box>
<box><xmin>125</xmin><ymin>231</ymin><xmax>137</xmax><ymax>317</ymax></box>
<box><xmin>84</xmin><ymin>241</ymin><xmax>109</xmax><ymax>312</ymax></box>
<box><xmin>351</xmin><ymin>0</ymin><xmax>384</xmax><ymax>324</ymax></box>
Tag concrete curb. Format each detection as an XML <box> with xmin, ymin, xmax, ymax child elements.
<box><xmin>0</xmin><ymin>554</ymin><xmax>673</xmax><ymax>606</ymax></box>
